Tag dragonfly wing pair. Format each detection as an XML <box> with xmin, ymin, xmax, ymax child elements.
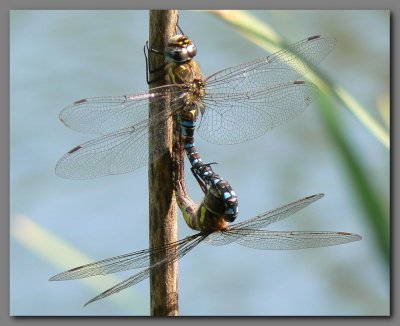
<box><xmin>56</xmin><ymin>85</ymin><xmax>188</xmax><ymax>179</ymax></box>
<box><xmin>56</xmin><ymin>36</ymin><xmax>336</xmax><ymax>179</ymax></box>
<box><xmin>50</xmin><ymin>234</ymin><xmax>206</xmax><ymax>306</ymax></box>
<box><xmin>204</xmin><ymin>194</ymin><xmax>360</xmax><ymax>249</ymax></box>
<box><xmin>50</xmin><ymin>193</ymin><xmax>361</xmax><ymax>306</ymax></box>
<box><xmin>198</xmin><ymin>35</ymin><xmax>336</xmax><ymax>144</ymax></box>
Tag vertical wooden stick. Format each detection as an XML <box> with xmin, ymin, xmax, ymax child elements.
<box><xmin>148</xmin><ymin>10</ymin><xmax>179</xmax><ymax>316</ymax></box>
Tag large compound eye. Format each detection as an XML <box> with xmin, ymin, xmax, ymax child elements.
<box><xmin>165</xmin><ymin>46</ymin><xmax>190</xmax><ymax>63</ymax></box>
<box><xmin>186</xmin><ymin>44</ymin><xmax>197</xmax><ymax>58</ymax></box>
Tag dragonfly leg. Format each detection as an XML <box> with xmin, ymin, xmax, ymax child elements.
<box><xmin>190</xmin><ymin>166</ymin><xmax>208</xmax><ymax>194</ymax></box>
<box><xmin>190</xmin><ymin>162</ymin><xmax>218</xmax><ymax>194</ymax></box>
<box><xmin>144</xmin><ymin>41</ymin><xmax>167</xmax><ymax>84</ymax></box>
<box><xmin>176</xmin><ymin>20</ymin><xmax>185</xmax><ymax>35</ymax></box>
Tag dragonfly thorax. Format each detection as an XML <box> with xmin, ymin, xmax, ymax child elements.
<box><xmin>165</xmin><ymin>35</ymin><xmax>197</xmax><ymax>63</ymax></box>
<box><xmin>189</xmin><ymin>78</ymin><xmax>205</xmax><ymax>98</ymax></box>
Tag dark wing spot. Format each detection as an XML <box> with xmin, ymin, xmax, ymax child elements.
<box><xmin>74</xmin><ymin>99</ymin><xmax>88</xmax><ymax>105</ymax></box>
<box><xmin>68</xmin><ymin>145</ymin><xmax>82</xmax><ymax>154</ymax></box>
<box><xmin>68</xmin><ymin>265</ymin><xmax>84</xmax><ymax>272</ymax></box>
<box><xmin>307</xmin><ymin>35</ymin><xmax>321</xmax><ymax>41</ymax></box>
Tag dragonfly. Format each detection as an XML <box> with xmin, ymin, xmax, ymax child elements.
<box><xmin>55</xmin><ymin>34</ymin><xmax>337</xmax><ymax>179</ymax></box>
<box><xmin>50</xmin><ymin>192</ymin><xmax>361</xmax><ymax>306</ymax></box>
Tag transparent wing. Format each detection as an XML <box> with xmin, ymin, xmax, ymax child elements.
<box><xmin>56</xmin><ymin>117</ymin><xmax>159</xmax><ymax>179</ymax></box>
<box><xmin>59</xmin><ymin>85</ymin><xmax>188</xmax><ymax>135</ymax></box>
<box><xmin>199</xmin><ymin>81</ymin><xmax>318</xmax><ymax>144</ymax></box>
<box><xmin>56</xmin><ymin>124</ymin><xmax>149</xmax><ymax>179</ymax></box>
<box><xmin>205</xmin><ymin>193</ymin><xmax>324</xmax><ymax>246</ymax></box>
<box><xmin>50</xmin><ymin>234</ymin><xmax>205</xmax><ymax>306</ymax></box>
<box><xmin>206</xmin><ymin>229</ymin><xmax>361</xmax><ymax>250</ymax></box>
<box><xmin>55</xmin><ymin>91</ymin><xmax>189</xmax><ymax>179</ymax></box>
<box><xmin>82</xmin><ymin>234</ymin><xmax>205</xmax><ymax>306</ymax></box>
<box><xmin>233</xmin><ymin>230</ymin><xmax>362</xmax><ymax>250</ymax></box>
<box><xmin>199</xmin><ymin>35</ymin><xmax>336</xmax><ymax>144</ymax></box>
<box><xmin>49</xmin><ymin>235</ymin><xmax>201</xmax><ymax>281</ymax></box>
<box><xmin>205</xmin><ymin>36</ymin><xmax>336</xmax><ymax>88</ymax></box>
<box><xmin>232</xmin><ymin>193</ymin><xmax>324</xmax><ymax>230</ymax></box>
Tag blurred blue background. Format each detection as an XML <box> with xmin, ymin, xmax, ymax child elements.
<box><xmin>10</xmin><ymin>10</ymin><xmax>389</xmax><ymax>316</ymax></box>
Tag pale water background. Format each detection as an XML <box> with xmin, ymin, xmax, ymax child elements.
<box><xmin>10</xmin><ymin>10</ymin><xmax>389</xmax><ymax>315</ymax></box>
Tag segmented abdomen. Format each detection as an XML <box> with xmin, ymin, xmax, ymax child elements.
<box><xmin>179</xmin><ymin>110</ymin><xmax>238</xmax><ymax>222</ymax></box>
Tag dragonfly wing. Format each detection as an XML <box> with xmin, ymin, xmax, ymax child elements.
<box><xmin>232</xmin><ymin>193</ymin><xmax>324</xmax><ymax>230</ymax></box>
<box><xmin>50</xmin><ymin>234</ymin><xmax>205</xmax><ymax>305</ymax></box>
<box><xmin>233</xmin><ymin>230</ymin><xmax>362</xmax><ymax>250</ymax></box>
<box><xmin>199</xmin><ymin>35</ymin><xmax>336</xmax><ymax>145</ymax></box>
<box><xmin>55</xmin><ymin>100</ymin><xmax>181</xmax><ymax>179</ymax></box>
<box><xmin>50</xmin><ymin>235</ymin><xmax>201</xmax><ymax>281</ymax></box>
<box><xmin>83</xmin><ymin>268</ymin><xmax>152</xmax><ymax>306</ymax></box>
<box><xmin>205</xmin><ymin>35</ymin><xmax>336</xmax><ymax>91</ymax></box>
<box><xmin>56</xmin><ymin>124</ymin><xmax>151</xmax><ymax>179</ymax></box>
<box><xmin>49</xmin><ymin>249</ymin><xmax>153</xmax><ymax>281</ymax></box>
<box><xmin>199</xmin><ymin>81</ymin><xmax>318</xmax><ymax>144</ymax></box>
<box><xmin>59</xmin><ymin>85</ymin><xmax>188</xmax><ymax>135</ymax></box>
<box><xmin>82</xmin><ymin>234</ymin><xmax>205</xmax><ymax>306</ymax></box>
<box><xmin>205</xmin><ymin>194</ymin><xmax>325</xmax><ymax>246</ymax></box>
<box><xmin>204</xmin><ymin>230</ymin><xmax>239</xmax><ymax>246</ymax></box>
<box><xmin>49</xmin><ymin>235</ymin><xmax>203</xmax><ymax>281</ymax></box>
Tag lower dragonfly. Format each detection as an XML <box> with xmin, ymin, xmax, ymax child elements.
<box><xmin>50</xmin><ymin>136</ymin><xmax>362</xmax><ymax>307</ymax></box>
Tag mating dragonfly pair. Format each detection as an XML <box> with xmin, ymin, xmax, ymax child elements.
<box><xmin>51</xmin><ymin>33</ymin><xmax>361</xmax><ymax>307</ymax></box>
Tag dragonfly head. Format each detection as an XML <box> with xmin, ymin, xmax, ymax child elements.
<box><xmin>165</xmin><ymin>35</ymin><xmax>197</xmax><ymax>63</ymax></box>
<box><xmin>197</xmin><ymin>202</ymin><xmax>230</xmax><ymax>233</ymax></box>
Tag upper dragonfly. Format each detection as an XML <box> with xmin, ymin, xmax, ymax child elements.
<box><xmin>56</xmin><ymin>34</ymin><xmax>336</xmax><ymax>179</ymax></box>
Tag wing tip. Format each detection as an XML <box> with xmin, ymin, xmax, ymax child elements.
<box><xmin>338</xmin><ymin>232</ymin><xmax>363</xmax><ymax>241</ymax></box>
<box><xmin>83</xmin><ymin>299</ymin><xmax>94</xmax><ymax>307</ymax></box>
<box><xmin>49</xmin><ymin>273</ymin><xmax>64</xmax><ymax>281</ymax></box>
<box><xmin>306</xmin><ymin>193</ymin><xmax>325</xmax><ymax>201</ymax></box>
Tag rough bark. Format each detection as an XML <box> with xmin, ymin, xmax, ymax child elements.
<box><xmin>148</xmin><ymin>10</ymin><xmax>179</xmax><ymax>316</ymax></box>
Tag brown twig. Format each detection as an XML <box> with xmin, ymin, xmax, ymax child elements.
<box><xmin>148</xmin><ymin>10</ymin><xmax>179</xmax><ymax>316</ymax></box>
